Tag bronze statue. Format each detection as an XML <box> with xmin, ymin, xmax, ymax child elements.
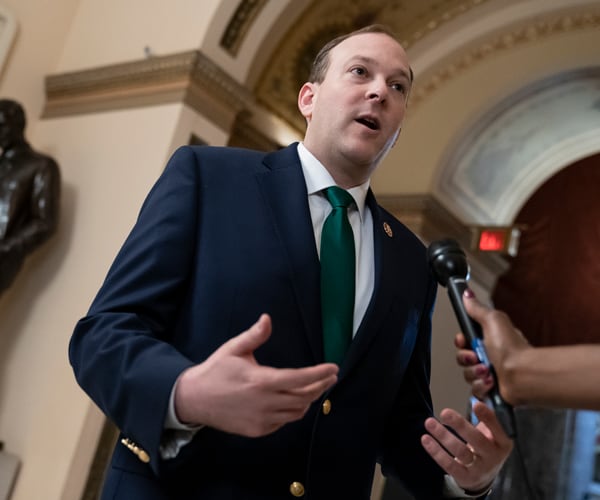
<box><xmin>0</xmin><ymin>99</ymin><xmax>60</xmax><ymax>294</ymax></box>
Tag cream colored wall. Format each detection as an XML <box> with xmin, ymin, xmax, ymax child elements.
<box><xmin>56</xmin><ymin>0</ymin><xmax>221</xmax><ymax>72</ymax></box>
<box><xmin>0</xmin><ymin>1</ymin><xmax>228</xmax><ymax>499</ymax></box>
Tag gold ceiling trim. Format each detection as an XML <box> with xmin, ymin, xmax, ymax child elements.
<box><xmin>220</xmin><ymin>0</ymin><xmax>268</xmax><ymax>56</ymax></box>
<box><xmin>398</xmin><ymin>0</ymin><xmax>489</xmax><ymax>50</ymax></box>
<box><xmin>43</xmin><ymin>50</ymin><xmax>254</xmax><ymax>129</ymax></box>
<box><xmin>411</xmin><ymin>8</ymin><xmax>600</xmax><ymax>107</ymax></box>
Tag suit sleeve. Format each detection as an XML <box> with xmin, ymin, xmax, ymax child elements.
<box><xmin>69</xmin><ymin>146</ymin><xmax>202</xmax><ymax>473</ymax></box>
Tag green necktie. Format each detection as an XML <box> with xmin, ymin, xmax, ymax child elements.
<box><xmin>320</xmin><ymin>186</ymin><xmax>356</xmax><ymax>365</ymax></box>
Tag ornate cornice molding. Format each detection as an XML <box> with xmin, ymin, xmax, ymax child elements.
<box><xmin>398</xmin><ymin>0</ymin><xmax>489</xmax><ymax>49</ymax></box>
<box><xmin>410</xmin><ymin>7</ymin><xmax>600</xmax><ymax>107</ymax></box>
<box><xmin>43</xmin><ymin>50</ymin><xmax>254</xmax><ymax>130</ymax></box>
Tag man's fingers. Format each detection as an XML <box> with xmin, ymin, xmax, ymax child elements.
<box><xmin>420</xmin><ymin>433</ymin><xmax>458</xmax><ymax>475</ymax></box>
<box><xmin>284</xmin><ymin>373</ymin><xmax>339</xmax><ymax>398</ymax></box>
<box><xmin>437</xmin><ymin>405</ymin><xmax>509</xmax><ymax>454</ymax></box>
<box><xmin>272</xmin><ymin>407</ymin><xmax>311</xmax><ymax>425</ymax></box>
<box><xmin>264</xmin><ymin>363</ymin><xmax>339</xmax><ymax>393</ymax></box>
<box><xmin>425</xmin><ymin>411</ymin><xmax>470</xmax><ymax>452</ymax></box>
<box><xmin>421</xmin><ymin>416</ymin><xmax>479</xmax><ymax>477</ymax></box>
<box><xmin>471</xmin><ymin>401</ymin><xmax>513</xmax><ymax>447</ymax></box>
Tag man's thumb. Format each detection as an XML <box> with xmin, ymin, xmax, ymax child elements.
<box><xmin>224</xmin><ymin>313</ymin><xmax>272</xmax><ymax>356</ymax></box>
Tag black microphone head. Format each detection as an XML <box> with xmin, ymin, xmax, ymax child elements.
<box><xmin>427</xmin><ymin>238</ymin><xmax>470</xmax><ymax>287</ymax></box>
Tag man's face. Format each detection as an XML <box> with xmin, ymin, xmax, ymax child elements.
<box><xmin>298</xmin><ymin>32</ymin><xmax>412</xmax><ymax>186</ymax></box>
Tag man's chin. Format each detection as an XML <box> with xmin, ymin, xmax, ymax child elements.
<box><xmin>346</xmin><ymin>142</ymin><xmax>390</xmax><ymax>167</ymax></box>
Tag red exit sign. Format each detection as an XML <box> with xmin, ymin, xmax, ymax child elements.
<box><xmin>479</xmin><ymin>229</ymin><xmax>508</xmax><ymax>251</ymax></box>
<box><xmin>472</xmin><ymin>226</ymin><xmax>522</xmax><ymax>256</ymax></box>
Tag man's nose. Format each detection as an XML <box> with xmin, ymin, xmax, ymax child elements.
<box><xmin>366</xmin><ymin>81</ymin><xmax>387</xmax><ymax>102</ymax></box>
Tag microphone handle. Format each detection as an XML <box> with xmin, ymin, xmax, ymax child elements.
<box><xmin>446</xmin><ymin>278</ymin><xmax>517</xmax><ymax>438</ymax></box>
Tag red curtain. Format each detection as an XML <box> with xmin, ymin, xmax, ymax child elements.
<box><xmin>492</xmin><ymin>154</ymin><xmax>600</xmax><ymax>347</ymax></box>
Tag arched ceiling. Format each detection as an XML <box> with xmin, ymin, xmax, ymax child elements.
<box><xmin>435</xmin><ymin>66</ymin><xmax>600</xmax><ymax>224</ymax></box>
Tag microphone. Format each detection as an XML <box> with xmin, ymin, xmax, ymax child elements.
<box><xmin>427</xmin><ymin>238</ymin><xmax>516</xmax><ymax>438</ymax></box>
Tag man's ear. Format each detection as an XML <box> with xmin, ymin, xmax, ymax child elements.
<box><xmin>298</xmin><ymin>82</ymin><xmax>316</xmax><ymax>121</ymax></box>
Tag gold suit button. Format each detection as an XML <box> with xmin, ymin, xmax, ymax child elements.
<box><xmin>289</xmin><ymin>481</ymin><xmax>305</xmax><ymax>497</ymax></box>
<box><xmin>322</xmin><ymin>399</ymin><xmax>332</xmax><ymax>415</ymax></box>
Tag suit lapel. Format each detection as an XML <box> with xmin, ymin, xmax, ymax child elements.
<box><xmin>255</xmin><ymin>145</ymin><xmax>323</xmax><ymax>362</ymax></box>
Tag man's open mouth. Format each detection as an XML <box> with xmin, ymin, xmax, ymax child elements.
<box><xmin>356</xmin><ymin>116</ymin><xmax>379</xmax><ymax>130</ymax></box>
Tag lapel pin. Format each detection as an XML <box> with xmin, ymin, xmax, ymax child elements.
<box><xmin>383</xmin><ymin>222</ymin><xmax>393</xmax><ymax>237</ymax></box>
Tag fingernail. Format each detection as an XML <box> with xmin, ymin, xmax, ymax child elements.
<box><xmin>475</xmin><ymin>365</ymin><xmax>488</xmax><ymax>376</ymax></box>
<box><xmin>462</xmin><ymin>354</ymin><xmax>475</xmax><ymax>365</ymax></box>
<box><xmin>464</xmin><ymin>288</ymin><xmax>475</xmax><ymax>299</ymax></box>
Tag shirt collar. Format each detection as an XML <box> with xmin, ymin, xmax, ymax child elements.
<box><xmin>297</xmin><ymin>142</ymin><xmax>369</xmax><ymax>220</ymax></box>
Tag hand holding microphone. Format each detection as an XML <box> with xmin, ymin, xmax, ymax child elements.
<box><xmin>427</xmin><ymin>238</ymin><xmax>516</xmax><ymax>438</ymax></box>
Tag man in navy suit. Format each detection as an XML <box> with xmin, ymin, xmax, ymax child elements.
<box><xmin>70</xmin><ymin>25</ymin><xmax>512</xmax><ymax>499</ymax></box>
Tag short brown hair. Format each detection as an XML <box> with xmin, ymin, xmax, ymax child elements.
<box><xmin>308</xmin><ymin>24</ymin><xmax>414</xmax><ymax>84</ymax></box>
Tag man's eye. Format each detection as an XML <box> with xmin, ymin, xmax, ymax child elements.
<box><xmin>351</xmin><ymin>67</ymin><xmax>366</xmax><ymax>76</ymax></box>
<box><xmin>391</xmin><ymin>83</ymin><xmax>406</xmax><ymax>93</ymax></box>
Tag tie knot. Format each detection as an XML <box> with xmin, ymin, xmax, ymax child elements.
<box><xmin>324</xmin><ymin>186</ymin><xmax>354</xmax><ymax>209</ymax></box>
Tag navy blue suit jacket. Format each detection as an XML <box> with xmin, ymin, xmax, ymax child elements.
<box><xmin>70</xmin><ymin>143</ymin><xmax>445</xmax><ymax>499</ymax></box>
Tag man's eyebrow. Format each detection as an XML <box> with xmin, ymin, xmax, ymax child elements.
<box><xmin>346</xmin><ymin>55</ymin><xmax>412</xmax><ymax>82</ymax></box>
